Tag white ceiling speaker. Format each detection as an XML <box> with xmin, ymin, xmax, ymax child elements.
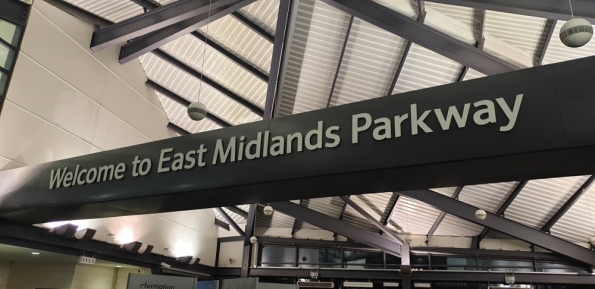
<box><xmin>187</xmin><ymin>101</ymin><xmax>208</xmax><ymax>121</ymax></box>
<box><xmin>590</xmin><ymin>236</ymin><xmax>595</xmax><ymax>245</ymax></box>
<box><xmin>250</xmin><ymin>236</ymin><xmax>257</xmax><ymax>244</ymax></box>
<box><xmin>475</xmin><ymin>209</ymin><xmax>487</xmax><ymax>220</ymax></box>
<box><xmin>263</xmin><ymin>205</ymin><xmax>274</xmax><ymax>216</ymax></box>
<box><xmin>560</xmin><ymin>18</ymin><xmax>593</xmax><ymax>48</ymax></box>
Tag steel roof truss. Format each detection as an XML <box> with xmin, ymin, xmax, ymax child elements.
<box><xmin>216</xmin><ymin>207</ymin><xmax>245</xmax><ymax>236</ymax></box>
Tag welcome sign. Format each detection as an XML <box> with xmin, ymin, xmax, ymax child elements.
<box><xmin>0</xmin><ymin>56</ymin><xmax>594</xmax><ymax>223</ymax></box>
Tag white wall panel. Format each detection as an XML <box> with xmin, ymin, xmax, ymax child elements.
<box><xmin>218</xmin><ymin>241</ymin><xmax>243</xmax><ymax>267</ymax></box>
<box><xmin>92</xmin><ymin>108</ymin><xmax>152</xmax><ymax>151</ymax></box>
<box><xmin>0</xmin><ymin>155</ymin><xmax>23</xmax><ymax>171</ymax></box>
<box><xmin>7</xmin><ymin>54</ymin><xmax>100</xmax><ymax>143</ymax></box>
<box><xmin>0</xmin><ymin>102</ymin><xmax>97</xmax><ymax>165</ymax></box>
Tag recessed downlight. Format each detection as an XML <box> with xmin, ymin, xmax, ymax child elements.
<box><xmin>31</xmin><ymin>252</ymin><xmax>40</xmax><ymax>255</ymax></box>
<box><xmin>116</xmin><ymin>265</ymin><xmax>122</xmax><ymax>268</ymax></box>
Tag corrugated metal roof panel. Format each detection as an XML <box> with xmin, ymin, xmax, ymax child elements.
<box><xmin>213</xmin><ymin>206</ymin><xmax>249</xmax><ymax>226</ymax></box>
<box><xmin>199</xmin><ymin>15</ymin><xmax>274</xmax><ymax>75</ymax></box>
<box><xmin>240</xmin><ymin>0</ymin><xmax>279</xmax><ymax>35</ymax></box>
<box><xmin>505</xmin><ymin>176</ymin><xmax>590</xmax><ymax>229</ymax></box>
<box><xmin>277</xmin><ymin>0</ymin><xmax>351</xmax><ymax>116</ymax></box>
<box><xmin>434</xmin><ymin>214</ymin><xmax>483</xmax><ymax>236</ymax></box>
<box><xmin>160</xmin><ymin>34</ymin><xmax>267</xmax><ymax>109</ymax></box>
<box><xmin>371</xmin><ymin>0</ymin><xmax>418</xmax><ymax>20</ymax></box>
<box><xmin>484</xmin><ymin>11</ymin><xmax>547</xmax><ymax>62</ymax></box>
<box><xmin>140</xmin><ymin>53</ymin><xmax>262</xmax><ymax>126</ymax></box>
<box><xmin>542</xmin><ymin>21</ymin><xmax>595</xmax><ymax>65</ymax></box>
<box><xmin>257</xmin><ymin>206</ymin><xmax>296</xmax><ymax>228</ymax></box>
<box><xmin>156</xmin><ymin>93</ymin><xmax>221</xmax><ymax>133</ymax></box>
<box><xmin>343</xmin><ymin>193</ymin><xmax>393</xmax><ymax>232</ymax></box>
<box><xmin>330</xmin><ymin>18</ymin><xmax>406</xmax><ymax>106</ymax></box>
<box><xmin>431</xmin><ymin>187</ymin><xmax>457</xmax><ymax>197</ymax></box>
<box><xmin>388</xmin><ymin>196</ymin><xmax>441</xmax><ymax>235</ymax></box>
<box><xmin>551</xmin><ymin>181</ymin><xmax>595</xmax><ymax>243</ymax></box>
<box><xmin>463</xmin><ymin>68</ymin><xmax>486</xmax><ymax>81</ymax></box>
<box><xmin>392</xmin><ymin>44</ymin><xmax>462</xmax><ymax>94</ymax></box>
<box><xmin>459</xmin><ymin>182</ymin><xmax>518</xmax><ymax>214</ymax></box>
<box><xmin>424</xmin><ymin>2</ymin><xmax>476</xmax><ymax>33</ymax></box>
<box><xmin>66</xmin><ymin>0</ymin><xmax>143</xmax><ymax>22</ymax></box>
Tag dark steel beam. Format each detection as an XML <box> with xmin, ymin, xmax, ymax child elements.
<box><xmin>119</xmin><ymin>0</ymin><xmax>254</xmax><ymax>64</ymax></box>
<box><xmin>91</xmin><ymin>0</ymin><xmax>238</xmax><ymax>51</ymax></box>
<box><xmin>258</xmin><ymin>236</ymin><xmax>372</xmax><ymax>249</ymax></box>
<box><xmin>216</xmin><ymin>207</ymin><xmax>245</xmax><ymax>236</ymax></box>
<box><xmin>191</xmin><ymin>32</ymin><xmax>269</xmax><ymax>82</ymax></box>
<box><xmin>323</xmin><ymin>0</ymin><xmax>516</xmax><ymax>76</ymax></box>
<box><xmin>382</xmin><ymin>193</ymin><xmax>399</xmax><ymax>226</ymax></box>
<box><xmin>249</xmin><ymin>268</ymin><xmax>595</xmax><ymax>284</ymax></box>
<box><xmin>456</xmin><ymin>66</ymin><xmax>469</xmax><ymax>82</ymax></box>
<box><xmin>152</xmin><ymin>49</ymin><xmax>264</xmax><ymax>116</ymax></box>
<box><xmin>398</xmin><ymin>189</ymin><xmax>595</xmax><ymax>265</ymax></box>
<box><xmin>270</xmin><ymin>201</ymin><xmax>402</xmax><ymax>256</ymax></box>
<box><xmin>231</xmin><ymin>12</ymin><xmax>274</xmax><ymax>43</ymax></box>
<box><xmin>290</xmin><ymin>199</ymin><xmax>306</xmax><ymax>237</ymax></box>
<box><xmin>426</xmin><ymin>186</ymin><xmax>463</xmax><ymax>240</ymax></box>
<box><xmin>241</xmin><ymin>204</ymin><xmax>256</xmax><ymax>278</ymax></box>
<box><xmin>123</xmin><ymin>0</ymin><xmax>269</xmax><ymax>83</ymax></box>
<box><xmin>148</xmin><ymin>81</ymin><xmax>233</xmax><ymax>127</ymax></box>
<box><xmin>333</xmin><ymin>198</ymin><xmax>349</xmax><ymax>238</ymax></box>
<box><xmin>128</xmin><ymin>0</ymin><xmax>160</xmax><ymax>10</ymax></box>
<box><xmin>225</xmin><ymin>206</ymin><xmax>249</xmax><ymax>219</ymax></box>
<box><xmin>219</xmin><ymin>236</ymin><xmax>245</xmax><ymax>243</ymax></box>
<box><xmin>340</xmin><ymin>195</ymin><xmax>405</xmax><ymax>245</ymax></box>
<box><xmin>411</xmin><ymin>247</ymin><xmax>570</xmax><ymax>262</ymax></box>
<box><xmin>215</xmin><ymin>218</ymin><xmax>230</xmax><ymax>231</ymax></box>
<box><xmin>265</xmin><ymin>0</ymin><xmax>293</xmax><ymax>119</ymax></box>
<box><xmin>542</xmin><ymin>175</ymin><xmax>595</xmax><ymax>232</ymax></box>
<box><xmin>477</xmin><ymin>180</ymin><xmax>528</xmax><ymax>244</ymax></box>
<box><xmin>537</xmin><ymin>19</ymin><xmax>557</xmax><ymax>66</ymax></box>
<box><xmin>423</xmin><ymin>0</ymin><xmax>595</xmax><ymax>22</ymax></box>
<box><xmin>167</xmin><ymin>122</ymin><xmax>190</xmax><ymax>135</ymax></box>
<box><xmin>327</xmin><ymin>15</ymin><xmax>354</xmax><ymax>107</ymax></box>
<box><xmin>43</xmin><ymin>0</ymin><xmax>112</xmax><ymax>28</ymax></box>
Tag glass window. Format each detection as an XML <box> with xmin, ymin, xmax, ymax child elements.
<box><xmin>477</xmin><ymin>259</ymin><xmax>533</xmax><ymax>271</ymax></box>
<box><xmin>0</xmin><ymin>72</ymin><xmax>7</xmax><ymax>97</ymax></box>
<box><xmin>0</xmin><ymin>42</ymin><xmax>15</xmax><ymax>70</ymax></box>
<box><xmin>298</xmin><ymin>247</ymin><xmax>342</xmax><ymax>268</ymax></box>
<box><xmin>0</xmin><ymin>20</ymin><xmax>22</xmax><ymax>46</ymax></box>
<box><xmin>344</xmin><ymin>250</ymin><xmax>384</xmax><ymax>269</ymax></box>
<box><xmin>261</xmin><ymin>245</ymin><xmax>296</xmax><ymax>267</ymax></box>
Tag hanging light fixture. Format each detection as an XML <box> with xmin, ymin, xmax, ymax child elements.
<box><xmin>187</xmin><ymin>0</ymin><xmax>213</xmax><ymax>122</ymax></box>
<box><xmin>560</xmin><ymin>0</ymin><xmax>593</xmax><ymax>47</ymax></box>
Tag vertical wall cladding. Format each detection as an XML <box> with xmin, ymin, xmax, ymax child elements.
<box><xmin>6</xmin><ymin>262</ymin><xmax>76</xmax><ymax>289</ymax></box>
<box><xmin>0</xmin><ymin>260</ymin><xmax>10</xmax><ymax>289</ymax></box>
<box><xmin>0</xmin><ymin>0</ymin><xmax>175</xmax><ymax>171</ymax></box>
<box><xmin>71</xmin><ymin>265</ymin><xmax>115</xmax><ymax>289</ymax></box>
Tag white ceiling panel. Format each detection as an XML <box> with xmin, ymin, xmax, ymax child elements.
<box><xmin>277</xmin><ymin>0</ymin><xmax>351</xmax><ymax>116</ymax></box>
<box><xmin>160</xmin><ymin>34</ymin><xmax>267</xmax><ymax>109</ymax></box>
<box><xmin>484</xmin><ymin>11</ymin><xmax>548</xmax><ymax>61</ymax></box>
<box><xmin>551</xmin><ymin>181</ymin><xmax>595</xmax><ymax>243</ymax></box>
<box><xmin>505</xmin><ymin>176</ymin><xmax>590</xmax><ymax>229</ymax></box>
<box><xmin>389</xmin><ymin>196</ymin><xmax>441</xmax><ymax>235</ymax></box>
<box><xmin>459</xmin><ymin>182</ymin><xmax>518</xmax><ymax>214</ymax></box>
<box><xmin>542</xmin><ymin>21</ymin><xmax>595</xmax><ymax>65</ymax></box>
<box><xmin>65</xmin><ymin>0</ymin><xmax>143</xmax><ymax>22</ymax></box>
<box><xmin>463</xmin><ymin>68</ymin><xmax>486</xmax><ymax>81</ymax></box>
<box><xmin>240</xmin><ymin>0</ymin><xmax>280</xmax><ymax>35</ymax></box>
<box><xmin>199</xmin><ymin>15</ymin><xmax>274</xmax><ymax>75</ymax></box>
<box><xmin>434</xmin><ymin>214</ymin><xmax>483</xmax><ymax>236</ymax></box>
<box><xmin>140</xmin><ymin>53</ymin><xmax>262</xmax><ymax>126</ymax></box>
<box><xmin>431</xmin><ymin>187</ymin><xmax>458</xmax><ymax>197</ymax></box>
<box><xmin>371</xmin><ymin>0</ymin><xmax>418</xmax><ymax>20</ymax></box>
<box><xmin>392</xmin><ymin>44</ymin><xmax>462</xmax><ymax>94</ymax></box>
<box><xmin>330</xmin><ymin>18</ymin><xmax>406</xmax><ymax>106</ymax></box>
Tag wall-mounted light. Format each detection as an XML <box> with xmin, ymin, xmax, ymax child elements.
<box><xmin>177</xmin><ymin>256</ymin><xmax>200</xmax><ymax>265</ymax></box>
<box><xmin>122</xmin><ymin>241</ymin><xmax>143</xmax><ymax>253</ymax></box>
<box><xmin>137</xmin><ymin>244</ymin><xmax>153</xmax><ymax>255</ymax></box>
<box><xmin>31</xmin><ymin>252</ymin><xmax>40</xmax><ymax>255</ymax></box>
<box><xmin>73</xmin><ymin>228</ymin><xmax>96</xmax><ymax>241</ymax></box>
<box><xmin>52</xmin><ymin>223</ymin><xmax>78</xmax><ymax>238</ymax></box>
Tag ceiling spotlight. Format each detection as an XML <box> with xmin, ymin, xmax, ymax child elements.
<box><xmin>177</xmin><ymin>256</ymin><xmax>194</xmax><ymax>264</ymax></box>
<box><xmin>189</xmin><ymin>258</ymin><xmax>200</xmax><ymax>265</ymax></box>
<box><xmin>137</xmin><ymin>245</ymin><xmax>154</xmax><ymax>255</ymax></box>
<box><xmin>73</xmin><ymin>228</ymin><xmax>97</xmax><ymax>241</ymax></box>
<box><xmin>52</xmin><ymin>223</ymin><xmax>78</xmax><ymax>238</ymax></box>
<box><xmin>122</xmin><ymin>241</ymin><xmax>143</xmax><ymax>253</ymax></box>
<box><xmin>31</xmin><ymin>252</ymin><xmax>40</xmax><ymax>255</ymax></box>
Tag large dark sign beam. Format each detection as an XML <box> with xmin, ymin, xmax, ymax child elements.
<box><xmin>91</xmin><ymin>0</ymin><xmax>237</xmax><ymax>51</ymax></box>
<box><xmin>119</xmin><ymin>0</ymin><xmax>254</xmax><ymax>64</ymax></box>
<box><xmin>398</xmin><ymin>189</ymin><xmax>595</xmax><ymax>265</ymax></box>
<box><xmin>270</xmin><ymin>201</ymin><xmax>402</xmax><ymax>256</ymax></box>
<box><xmin>1</xmin><ymin>57</ymin><xmax>595</xmax><ymax>225</ymax></box>
<box><xmin>423</xmin><ymin>0</ymin><xmax>595</xmax><ymax>22</ymax></box>
<box><xmin>322</xmin><ymin>0</ymin><xmax>516</xmax><ymax>75</ymax></box>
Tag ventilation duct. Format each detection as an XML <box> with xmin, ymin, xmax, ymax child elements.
<box><xmin>297</xmin><ymin>281</ymin><xmax>334</xmax><ymax>288</ymax></box>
